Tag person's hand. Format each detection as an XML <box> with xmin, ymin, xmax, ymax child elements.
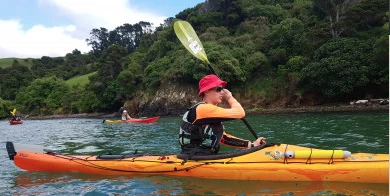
<box><xmin>253</xmin><ymin>137</ymin><xmax>266</xmax><ymax>147</ymax></box>
<box><xmin>247</xmin><ymin>137</ymin><xmax>266</xmax><ymax>148</ymax></box>
<box><xmin>222</xmin><ymin>88</ymin><xmax>233</xmax><ymax>101</ymax></box>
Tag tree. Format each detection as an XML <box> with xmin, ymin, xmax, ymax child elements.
<box><xmin>199</xmin><ymin>26</ymin><xmax>230</xmax><ymax>42</ymax></box>
<box><xmin>69</xmin><ymin>86</ymin><xmax>103</xmax><ymax>113</ymax></box>
<box><xmin>203</xmin><ymin>42</ymin><xmax>245</xmax><ymax>83</ymax></box>
<box><xmin>86</xmin><ymin>27</ymin><xmax>110</xmax><ymax>57</ymax></box>
<box><xmin>15</xmin><ymin>76</ymin><xmax>69</xmax><ymax>115</ymax></box>
<box><xmin>31</xmin><ymin>56</ymin><xmax>65</xmax><ymax>78</ymax></box>
<box><xmin>267</xmin><ymin>18</ymin><xmax>308</xmax><ymax>65</ymax></box>
<box><xmin>370</xmin><ymin>33</ymin><xmax>389</xmax><ymax>85</ymax></box>
<box><xmin>113</xmin><ymin>22</ymin><xmax>153</xmax><ymax>54</ymax></box>
<box><xmin>244</xmin><ymin>52</ymin><xmax>269</xmax><ymax>79</ymax></box>
<box><xmin>345</xmin><ymin>0</ymin><xmax>388</xmax><ymax>31</ymax></box>
<box><xmin>0</xmin><ymin>97</ymin><xmax>13</xmax><ymax>119</ymax></box>
<box><xmin>268</xmin><ymin>18</ymin><xmax>306</xmax><ymax>52</ymax></box>
<box><xmin>0</xmin><ymin>64</ymin><xmax>34</xmax><ymax>100</ymax></box>
<box><xmin>86</xmin><ymin>44</ymin><xmax>128</xmax><ymax>111</ymax></box>
<box><xmin>64</xmin><ymin>49</ymin><xmax>87</xmax><ymax>78</ymax></box>
<box><xmin>313</xmin><ymin>0</ymin><xmax>360</xmax><ymax>38</ymax></box>
<box><xmin>86</xmin><ymin>22</ymin><xmax>153</xmax><ymax>57</ymax></box>
<box><xmin>203</xmin><ymin>0</ymin><xmax>244</xmax><ymax>27</ymax></box>
<box><xmin>290</xmin><ymin>0</ymin><xmax>314</xmax><ymax>25</ymax></box>
<box><xmin>116</xmin><ymin>55</ymin><xmax>144</xmax><ymax>100</ymax></box>
<box><xmin>12</xmin><ymin>59</ymin><xmax>19</xmax><ymax>66</ymax></box>
<box><xmin>143</xmin><ymin>56</ymin><xmax>171</xmax><ymax>90</ymax></box>
<box><xmin>244</xmin><ymin>4</ymin><xmax>289</xmax><ymax>25</ymax></box>
<box><xmin>301</xmin><ymin>38</ymin><xmax>372</xmax><ymax>97</ymax></box>
<box><xmin>96</xmin><ymin>44</ymin><xmax>127</xmax><ymax>79</ymax></box>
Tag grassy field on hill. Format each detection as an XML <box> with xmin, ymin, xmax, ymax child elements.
<box><xmin>0</xmin><ymin>58</ymin><xmax>35</xmax><ymax>69</ymax></box>
<box><xmin>66</xmin><ymin>71</ymin><xmax>96</xmax><ymax>87</ymax></box>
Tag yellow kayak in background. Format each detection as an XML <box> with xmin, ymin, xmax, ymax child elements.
<box><xmin>103</xmin><ymin>116</ymin><xmax>159</xmax><ymax>123</ymax></box>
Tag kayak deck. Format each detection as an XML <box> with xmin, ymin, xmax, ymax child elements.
<box><xmin>6</xmin><ymin>142</ymin><xmax>388</xmax><ymax>183</ymax></box>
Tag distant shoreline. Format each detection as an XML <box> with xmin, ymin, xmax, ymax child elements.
<box><xmin>21</xmin><ymin>104</ymin><xmax>388</xmax><ymax>120</ymax></box>
<box><xmin>246</xmin><ymin>104</ymin><xmax>389</xmax><ymax>115</ymax></box>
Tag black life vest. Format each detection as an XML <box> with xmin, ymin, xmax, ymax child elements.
<box><xmin>179</xmin><ymin>102</ymin><xmax>224</xmax><ymax>154</ymax></box>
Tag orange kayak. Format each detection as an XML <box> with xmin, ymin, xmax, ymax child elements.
<box><xmin>6</xmin><ymin>141</ymin><xmax>388</xmax><ymax>183</ymax></box>
<box><xmin>103</xmin><ymin>116</ymin><xmax>159</xmax><ymax>123</ymax></box>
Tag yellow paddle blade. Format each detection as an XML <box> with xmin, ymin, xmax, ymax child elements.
<box><xmin>10</xmin><ymin>108</ymin><xmax>16</xmax><ymax>115</ymax></box>
<box><xmin>174</xmin><ymin>20</ymin><xmax>209</xmax><ymax>64</ymax></box>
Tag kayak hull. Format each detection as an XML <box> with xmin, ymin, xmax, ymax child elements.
<box><xmin>9</xmin><ymin>120</ymin><xmax>23</xmax><ymax>125</ymax></box>
<box><xmin>8</xmin><ymin>143</ymin><xmax>388</xmax><ymax>183</ymax></box>
<box><xmin>104</xmin><ymin>116</ymin><xmax>159</xmax><ymax>123</ymax></box>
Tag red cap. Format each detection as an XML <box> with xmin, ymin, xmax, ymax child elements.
<box><xmin>198</xmin><ymin>74</ymin><xmax>227</xmax><ymax>97</ymax></box>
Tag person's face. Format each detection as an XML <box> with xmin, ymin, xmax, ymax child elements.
<box><xmin>204</xmin><ymin>86</ymin><xmax>224</xmax><ymax>105</ymax></box>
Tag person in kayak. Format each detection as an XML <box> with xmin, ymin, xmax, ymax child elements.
<box><xmin>10</xmin><ymin>109</ymin><xmax>21</xmax><ymax>121</ymax></box>
<box><xmin>179</xmin><ymin>74</ymin><xmax>266</xmax><ymax>155</ymax></box>
<box><xmin>121</xmin><ymin>110</ymin><xmax>131</xmax><ymax>120</ymax></box>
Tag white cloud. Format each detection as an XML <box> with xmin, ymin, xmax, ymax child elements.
<box><xmin>44</xmin><ymin>0</ymin><xmax>167</xmax><ymax>38</ymax></box>
<box><xmin>0</xmin><ymin>0</ymin><xmax>168</xmax><ymax>58</ymax></box>
<box><xmin>0</xmin><ymin>19</ymin><xmax>90</xmax><ymax>58</ymax></box>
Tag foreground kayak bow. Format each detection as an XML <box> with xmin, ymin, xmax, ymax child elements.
<box><xmin>6</xmin><ymin>141</ymin><xmax>388</xmax><ymax>183</ymax></box>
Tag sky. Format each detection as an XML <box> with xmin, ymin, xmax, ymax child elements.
<box><xmin>0</xmin><ymin>0</ymin><xmax>204</xmax><ymax>58</ymax></box>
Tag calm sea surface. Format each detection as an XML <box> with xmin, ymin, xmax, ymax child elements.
<box><xmin>1</xmin><ymin>112</ymin><xmax>389</xmax><ymax>195</ymax></box>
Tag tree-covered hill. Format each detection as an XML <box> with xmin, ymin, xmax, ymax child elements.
<box><xmin>0</xmin><ymin>0</ymin><xmax>388</xmax><ymax>118</ymax></box>
<box><xmin>0</xmin><ymin>58</ymin><xmax>35</xmax><ymax>69</ymax></box>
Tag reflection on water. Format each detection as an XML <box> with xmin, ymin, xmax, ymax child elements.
<box><xmin>1</xmin><ymin>112</ymin><xmax>388</xmax><ymax>195</ymax></box>
<box><xmin>10</xmin><ymin>172</ymin><xmax>390</xmax><ymax>195</ymax></box>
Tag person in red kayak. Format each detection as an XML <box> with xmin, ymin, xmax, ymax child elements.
<box><xmin>179</xmin><ymin>74</ymin><xmax>266</xmax><ymax>155</ymax></box>
<box><xmin>121</xmin><ymin>110</ymin><xmax>131</xmax><ymax>120</ymax></box>
<box><xmin>10</xmin><ymin>109</ymin><xmax>21</xmax><ymax>121</ymax></box>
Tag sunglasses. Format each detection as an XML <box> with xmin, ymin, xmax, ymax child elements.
<box><xmin>212</xmin><ymin>87</ymin><xmax>224</xmax><ymax>92</ymax></box>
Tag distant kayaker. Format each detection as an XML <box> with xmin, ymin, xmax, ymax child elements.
<box><xmin>121</xmin><ymin>110</ymin><xmax>131</xmax><ymax>120</ymax></box>
<box><xmin>10</xmin><ymin>109</ymin><xmax>21</xmax><ymax>121</ymax></box>
<box><xmin>179</xmin><ymin>74</ymin><xmax>266</xmax><ymax>155</ymax></box>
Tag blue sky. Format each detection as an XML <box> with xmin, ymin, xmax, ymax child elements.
<box><xmin>0</xmin><ymin>0</ymin><xmax>204</xmax><ymax>58</ymax></box>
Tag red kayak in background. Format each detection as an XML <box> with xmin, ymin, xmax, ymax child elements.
<box><xmin>9</xmin><ymin>119</ymin><xmax>23</xmax><ymax>125</ymax></box>
<box><xmin>103</xmin><ymin>116</ymin><xmax>160</xmax><ymax>124</ymax></box>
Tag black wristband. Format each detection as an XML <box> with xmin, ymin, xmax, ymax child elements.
<box><xmin>251</xmin><ymin>142</ymin><xmax>254</xmax><ymax>148</ymax></box>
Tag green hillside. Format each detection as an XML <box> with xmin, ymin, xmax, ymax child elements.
<box><xmin>0</xmin><ymin>0</ymin><xmax>387</xmax><ymax>118</ymax></box>
<box><xmin>66</xmin><ymin>71</ymin><xmax>96</xmax><ymax>87</ymax></box>
<box><xmin>0</xmin><ymin>58</ymin><xmax>35</xmax><ymax>69</ymax></box>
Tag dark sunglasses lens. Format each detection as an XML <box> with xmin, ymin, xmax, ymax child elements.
<box><xmin>216</xmin><ymin>87</ymin><xmax>223</xmax><ymax>92</ymax></box>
